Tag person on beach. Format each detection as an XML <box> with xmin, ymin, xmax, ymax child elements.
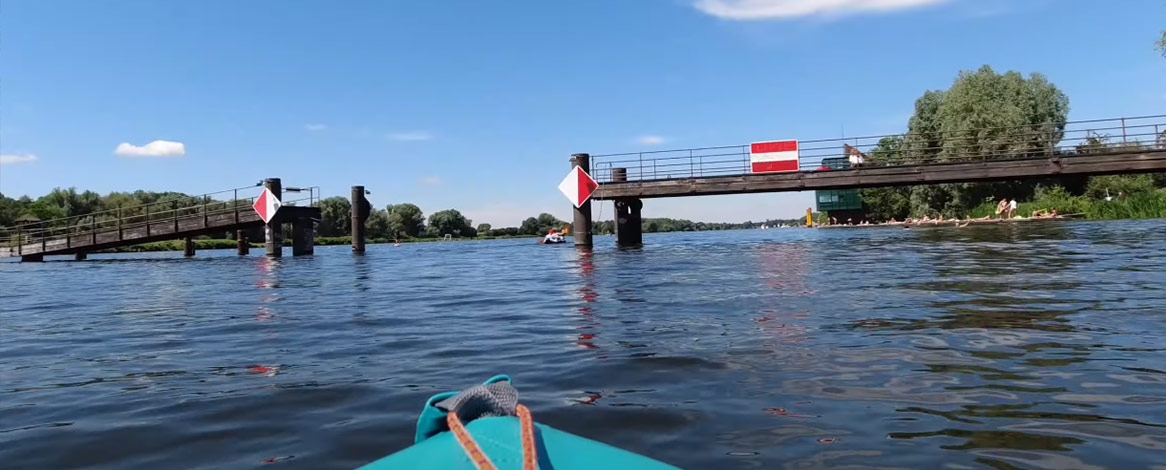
<box><xmin>996</xmin><ymin>198</ymin><xmax>1008</xmax><ymax>219</ymax></box>
<box><xmin>1008</xmin><ymin>199</ymin><xmax>1018</xmax><ymax>218</ymax></box>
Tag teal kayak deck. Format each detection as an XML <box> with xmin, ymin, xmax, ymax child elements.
<box><xmin>358</xmin><ymin>416</ymin><xmax>678</xmax><ymax>470</ymax></box>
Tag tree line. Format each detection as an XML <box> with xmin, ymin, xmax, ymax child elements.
<box><xmin>855</xmin><ymin>65</ymin><xmax>1166</xmax><ymax>222</ymax></box>
<box><xmin>0</xmin><ymin>188</ymin><xmax>809</xmax><ymax>242</ymax></box>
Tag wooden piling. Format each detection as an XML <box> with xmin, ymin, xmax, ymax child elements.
<box><xmin>75</xmin><ymin>252</ymin><xmax>87</xmax><ymax>261</ymax></box>
<box><xmin>237</xmin><ymin>229</ymin><xmax>249</xmax><ymax>255</ymax></box>
<box><xmin>184</xmin><ymin>237</ymin><xmax>195</xmax><ymax>257</ymax></box>
<box><xmin>264</xmin><ymin>178</ymin><xmax>283</xmax><ymax>258</ymax></box>
<box><xmin>351</xmin><ymin>186</ymin><xmax>367</xmax><ymax>254</ymax></box>
<box><xmin>611</xmin><ymin>167</ymin><xmax>643</xmax><ymax>247</ymax></box>
<box><xmin>571</xmin><ymin>153</ymin><xmax>593</xmax><ymax>247</ymax></box>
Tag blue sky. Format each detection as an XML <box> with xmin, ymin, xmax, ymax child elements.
<box><xmin>2</xmin><ymin>0</ymin><xmax>1163</xmax><ymax>226</ymax></box>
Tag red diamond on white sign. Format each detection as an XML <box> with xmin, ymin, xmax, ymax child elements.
<box><xmin>559</xmin><ymin>166</ymin><xmax>598</xmax><ymax>208</ymax></box>
<box><xmin>252</xmin><ymin>188</ymin><xmax>282</xmax><ymax>224</ymax></box>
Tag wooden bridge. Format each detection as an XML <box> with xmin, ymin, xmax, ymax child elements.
<box><xmin>0</xmin><ymin>178</ymin><xmax>322</xmax><ymax>262</ymax></box>
<box><xmin>567</xmin><ymin>115</ymin><xmax>1166</xmax><ymax>247</ymax></box>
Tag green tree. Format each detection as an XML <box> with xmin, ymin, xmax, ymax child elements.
<box><xmin>317</xmin><ymin>197</ymin><xmax>351</xmax><ymax>237</ymax></box>
<box><xmin>428</xmin><ymin>209</ymin><xmax>474</xmax><ymax>237</ymax></box>
<box><xmin>1085</xmin><ymin>174</ymin><xmax>1156</xmax><ymax>200</ymax></box>
<box><xmin>386</xmin><ymin>203</ymin><xmax>425</xmax><ymax>237</ymax></box>
<box><xmin>536</xmin><ymin>213</ymin><xmax>564</xmax><ymax>229</ymax></box>
<box><xmin>367</xmin><ymin>209</ymin><xmax>392</xmax><ymax>239</ymax></box>
<box><xmin>864</xmin><ymin>66</ymin><xmax>1070</xmax><ymax>218</ymax></box>
<box><xmin>0</xmin><ymin>193</ymin><xmax>25</xmax><ymax>227</ymax></box>
<box><xmin>1157</xmin><ymin>30</ymin><xmax>1165</xmax><ymax>57</ymax></box>
<box><xmin>37</xmin><ymin>187</ymin><xmax>104</xmax><ymax>218</ymax></box>
<box><xmin>519</xmin><ymin>217</ymin><xmax>540</xmax><ymax>235</ymax></box>
<box><xmin>476</xmin><ymin>223</ymin><xmax>492</xmax><ymax>236</ymax></box>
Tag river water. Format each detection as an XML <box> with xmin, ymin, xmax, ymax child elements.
<box><xmin>2</xmin><ymin>220</ymin><xmax>1165</xmax><ymax>470</ymax></box>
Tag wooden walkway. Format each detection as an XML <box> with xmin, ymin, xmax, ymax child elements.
<box><xmin>592</xmin><ymin>150</ymin><xmax>1166</xmax><ymax>199</ymax></box>
<box><xmin>1</xmin><ymin>189</ymin><xmax>320</xmax><ymax>260</ymax></box>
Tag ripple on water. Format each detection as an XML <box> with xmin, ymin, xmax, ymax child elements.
<box><xmin>1</xmin><ymin>221</ymin><xmax>1165</xmax><ymax>469</ymax></box>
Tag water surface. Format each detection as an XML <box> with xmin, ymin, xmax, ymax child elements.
<box><xmin>2</xmin><ymin>220</ymin><xmax>1165</xmax><ymax>469</ymax></box>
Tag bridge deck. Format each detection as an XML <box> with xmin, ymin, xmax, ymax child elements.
<box><xmin>593</xmin><ymin>151</ymin><xmax>1166</xmax><ymax>200</ymax></box>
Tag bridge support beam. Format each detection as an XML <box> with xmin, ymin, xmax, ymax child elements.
<box><xmin>237</xmin><ymin>230</ymin><xmax>249</xmax><ymax>255</ymax></box>
<box><xmin>21</xmin><ymin>254</ymin><xmax>43</xmax><ymax>262</ymax></box>
<box><xmin>75</xmin><ymin>252</ymin><xmax>87</xmax><ymax>261</ymax></box>
<box><xmin>571</xmin><ymin>153</ymin><xmax>593</xmax><ymax>248</ymax></box>
<box><xmin>292</xmin><ymin>217</ymin><xmax>315</xmax><ymax>256</ymax></box>
<box><xmin>351</xmin><ymin>185</ymin><xmax>368</xmax><ymax>254</ymax></box>
<box><xmin>265</xmin><ymin>178</ymin><xmax>283</xmax><ymax>258</ymax></box>
<box><xmin>184</xmin><ymin>237</ymin><xmax>195</xmax><ymax>257</ymax></box>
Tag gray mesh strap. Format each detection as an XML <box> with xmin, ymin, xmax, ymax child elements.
<box><xmin>434</xmin><ymin>381</ymin><xmax>519</xmax><ymax>424</ymax></box>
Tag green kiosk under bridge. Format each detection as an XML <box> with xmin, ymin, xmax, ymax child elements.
<box><xmin>815</xmin><ymin>157</ymin><xmax>868</xmax><ymax>224</ymax></box>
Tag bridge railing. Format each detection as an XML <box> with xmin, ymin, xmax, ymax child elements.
<box><xmin>0</xmin><ymin>185</ymin><xmax>319</xmax><ymax>255</ymax></box>
<box><xmin>589</xmin><ymin>115</ymin><xmax>1166</xmax><ymax>183</ymax></box>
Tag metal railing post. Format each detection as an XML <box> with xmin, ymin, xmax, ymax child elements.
<box><xmin>91</xmin><ymin>218</ymin><xmax>96</xmax><ymax>245</ymax></box>
<box><xmin>173</xmin><ymin>200</ymin><xmax>179</xmax><ymax>233</ymax></box>
<box><xmin>1121</xmin><ymin>117</ymin><xmax>1127</xmax><ymax>144</ymax></box>
<box><xmin>118</xmin><ymin>208</ymin><xmax>123</xmax><ymax>240</ymax></box>
<box><xmin>17</xmin><ymin>227</ymin><xmax>22</xmax><ymax>256</ymax></box>
<box><xmin>203</xmin><ymin>195</ymin><xmax>209</xmax><ymax>227</ymax></box>
<box><xmin>234</xmin><ymin>189</ymin><xmax>239</xmax><ymax>224</ymax></box>
<box><xmin>689</xmin><ymin>150</ymin><xmax>694</xmax><ymax>178</ymax></box>
<box><xmin>41</xmin><ymin>227</ymin><xmax>46</xmax><ymax>252</ymax></box>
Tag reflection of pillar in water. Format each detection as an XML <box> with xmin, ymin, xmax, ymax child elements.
<box><xmin>573</xmin><ymin>249</ymin><xmax>601</xmax><ymax>350</ymax></box>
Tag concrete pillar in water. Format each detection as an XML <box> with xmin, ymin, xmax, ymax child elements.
<box><xmin>264</xmin><ymin>178</ymin><xmax>283</xmax><ymax>258</ymax></box>
<box><xmin>570</xmin><ymin>153</ymin><xmax>593</xmax><ymax>248</ymax></box>
<box><xmin>614</xmin><ymin>199</ymin><xmax>643</xmax><ymax>247</ymax></box>
<box><xmin>351</xmin><ymin>186</ymin><xmax>368</xmax><ymax>254</ymax></box>
<box><xmin>21</xmin><ymin>254</ymin><xmax>43</xmax><ymax>262</ymax></box>
<box><xmin>237</xmin><ymin>229</ymin><xmax>249</xmax><ymax>255</ymax></box>
<box><xmin>74</xmin><ymin>251</ymin><xmax>87</xmax><ymax>261</ymax></box>
<box><xmin>184</xmin><ymin>237</ymin><xmax>195</xmax><ymax>257</ymax></box>
<box><xmin>292</xmin><ymin>217</ymin><xmax>315</xmax><ymax>256</ymax></box>
<box><xmin>611</xmin><ymin>167</ymin><xmax>643</xmax><ymax>247</ymax></box>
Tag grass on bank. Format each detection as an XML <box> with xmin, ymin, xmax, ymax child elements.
<box><xmin>968</xmin><ymin>186</ymin><xmax>1166</xmax><ymax>220</ymax></box>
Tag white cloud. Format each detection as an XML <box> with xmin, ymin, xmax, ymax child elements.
<box><xmin>387</xmin><ymin>131</ymin><xmax>433</xmax><ymax>142</ymax></box>
<box><xmin>114</xmin><ymin>140</ymin><xmax>186</xmax><ymax>157</ymax></box>
<box><xmin>0</xmin><ymin>153</ymin><xmax>38</xmax><ymax>165</ymax></box>
<box><xmin>636</xmin><ymin>135</ymin><xmax>668</xmax><ymax>146</ymax></box>
<box><xmin>304</xmin><ymin>123</ymin><xmax>328</xmax><ymax>132</ymax></box>
<box><xmin>419</xmin><ymin>176</ymin><xmax>441</xmax><ymax>185</ymax></box>
<box><xmin>692</xmin><ymin>0</ymin><xmax>947</xmax><ymax>20</ymax></box>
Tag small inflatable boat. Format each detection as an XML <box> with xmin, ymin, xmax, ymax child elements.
<box><xmin>356</xmin><ymin>376</ymin><xmax>678</xmax><ymax>470</ymax></box>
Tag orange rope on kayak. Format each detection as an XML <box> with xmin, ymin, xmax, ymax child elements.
<box><xmin>447</xmin><ymin>412</ymin><xmax>497</xmax><ymax>470</ymax></box>
<box><xmin>517</xmin><ymin>404</ymin><xmax>537</xmax><ymax>470</ymax></box>
<box><xmin>447</xmin><ymin>404</ymin><xmax>540</xmax><ymax>470</ymax></box>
